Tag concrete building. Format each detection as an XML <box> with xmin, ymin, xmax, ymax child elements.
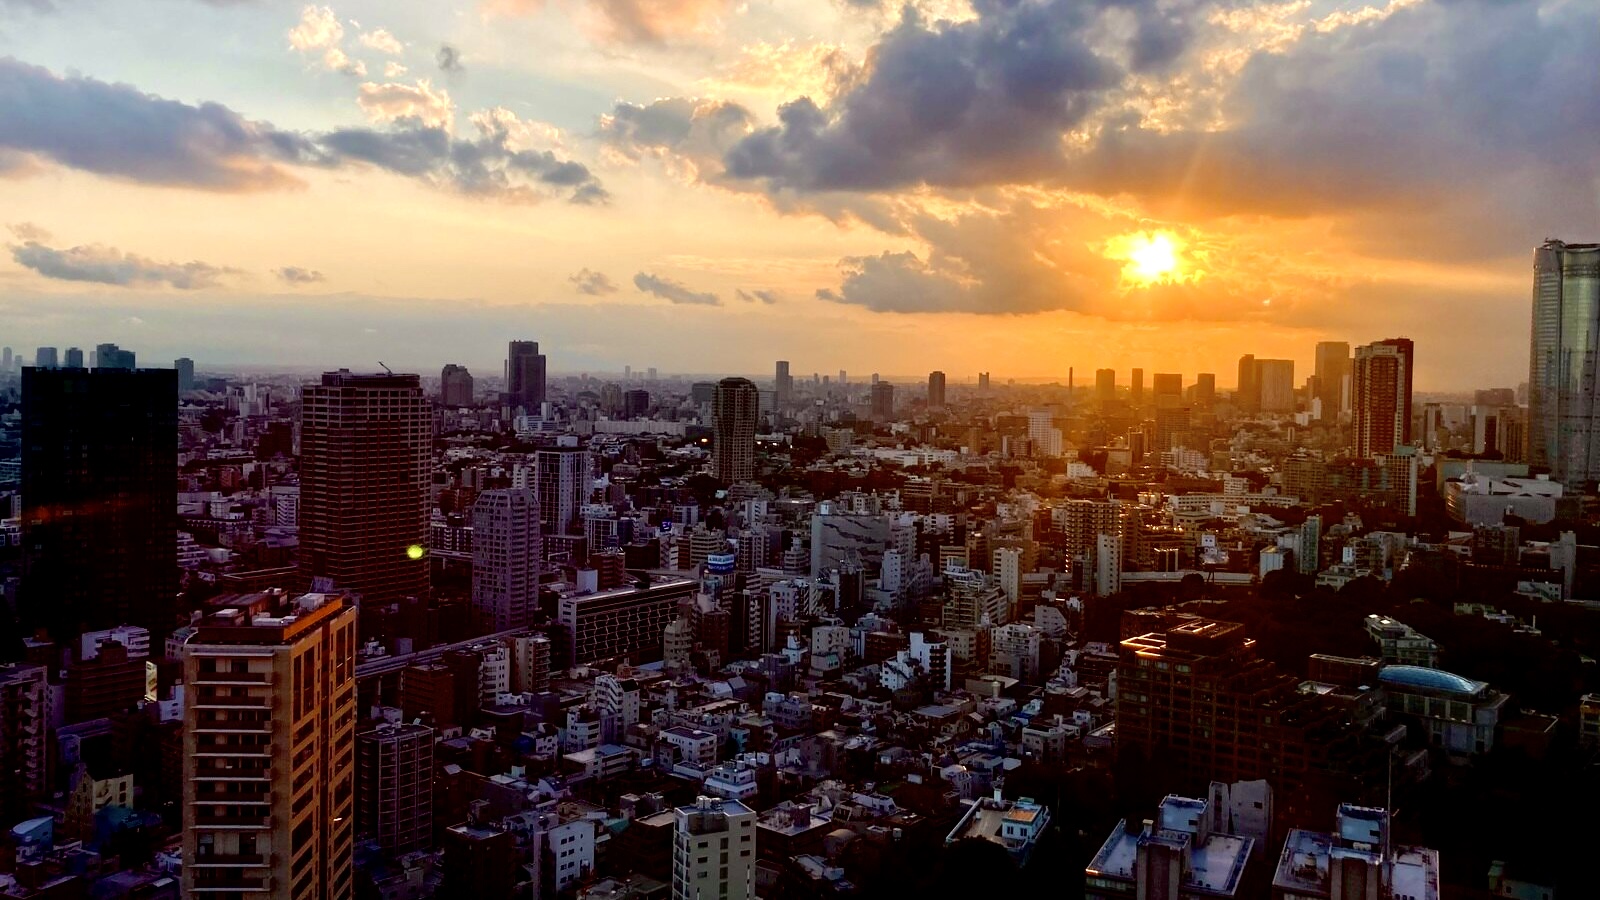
<box><xmin>870</xmin><ymin>381</ymin><xmax>895</xmax><ymax>421</ymax></box>
<box><xmin>1351</xmin><ymin>339</ymin><xmax>1415</xmax><ymax>457</ymax></box>
<box><xmin>672</xmin><ymin>797</ymin><xmax>756</xmax><ymax>900</ymax></box>
<box><xmin>713</xmin><ymin>378</ymin><xmax>760</xmax><ymax>483</ymax></box>
<box><xmin>507</xmin><ymin>340</ymin><xmax>547</xmax><ymax>412</ymax></box>
<box><xmin>0</xmin><ymin>665</ymin><xmax>48</xmax><ymax>820</ymax></box>
<box><xmin>1378</xmin><ymin>665</ymin><xmax>1507</xmax><ymax>757</ymax></box>
<box><xmin>472</xmin><ymin>489</ymin><xmax>540</xmax><ymax>630</ymax></box>
<box><xmin>299</xmin><ymin>371</ymin><xmax>431</xmax><ymax>605</ymax></box>
<box><xmin>1085</xmin><ymin>793</ymin><xmax>1255</xmax><ymax>900</ymax></box>
<box><xmin>1443</xmin><ymin>473</ymin><xmax>1564</xmax><ymax>526</ymax></box>
<box><xmin>557</xmin><ymin>575</ymin><xmax>696</xmax><ymax>665</ymax></box>
<box><xmin>182</xmin><ymin>591</ymin><xmax>358</xmax><ymax>899</ymax></box>
<box><xmin>945</xmin><ymin>792</ymin><xmax>1050</xmax><ymax>866</ymax></box>
<box><xmin>1364</xmin><ymin>616</ymin><xmax>1438</xmax><ymax>668</ymax></box>
<box><xmin>1271</xmin><ymin>805</ymin><xmax>1439</xmax><ymax>900</ymax></box>
<box><xmin>440</xmin><ymin>363</ymin><xmax>474</xmax><ymax>406</ymax></box>
<box><xmin>1313</xmin><ymin>342</ymin><xmax>1350</xmax><ymax>421</ymax></box>
<box><xmin>927</xmin><ymin>370</ymin><xmax>946</xmax><ymax>408</ymax></box>
<box><xmin>1580</xmin><ymin>693</ymin><xmax>1600</xmax><ymax>749</ymax></box>
<box><xmin>356</xmin><ymin>723</ymin><xmax>434</xmax><ymax>856</ymax></box>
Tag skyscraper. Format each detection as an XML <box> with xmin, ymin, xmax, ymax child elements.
<box><xmin>440</xmin><ymin>363</ymin><xmax>474</xmax><ymax>406</ymax></box>
<box><xmin>1095</xmin><ymin>368</ymin><xmax>1116</xmax><ymax>408</ymax></box>
<box><xmin>1352</xmin><ymin>339</ymin><xmax>1415</xmax><ymax>457</ymax></box>
<box><xmin>506</xmin><ymin>340</ymin><xmax>547</xmax><ymax>412</ymax></box>
<box><xmin>1152</xmin><ymin>373</ymin><xmax>1183</xmax><ymax>408</ymax></box>
<box><xmin>93</xmin><ymin>343</ymin><xmax>135</xmax><ymax>370</ymax></box>
<box><xmin>1255</xmin><ymin>359</ymin><xmax>1296</xmax><ymax>413</ymax></box>
<box><xmin>21</xmin><ymin>367</ymin><xmax>178</xmax><ymax>641</ymax></box>
<box><xmin>64</xmin><ymin>346</ymin><xmax>84</xmax><ymax>369</ymax></box>
<box><xmin>1530</xmin><ymin>240</ymin><xmax>1600</xmax><ymax>486</ymax></box>
<box><xmin>927</xmin><ymin>370</ymin><xmax>946</xmax><ymax>408</ymax></box>
<box><xmin>870</xmin><ymin>381</ymin><xmax>895</xmax><ymax>420</ymax></box>
<box><xmin>182</xmin><ymin>592</ymin><xmax>357</xmax><ymax>899</ymax></box>
<box><xmin>1314</xmin><ymin>341</ymin><xmax>1351</xmax><ymax>420</ymax></box>
<box><xmin>1236</xmin><ymin>354</ymin><xmax>1257</xmax><ymax>412</ymax></box>
<box><xmin>1192</xmin><ymin>372</ymin><xmax>1216</xmax><ymax>409</ymax></box>
<box><xmin>774</xmin><ymin>360</ymin><xmax>792</xmax><ymax>406</ymax></box>
<box><xmin>712</xmin><ymin>377</ymin><xmax>759</xmax><ymax>483</ymax></box>
<box><xmin>174</xmin><ymin>357</ymin><xmax>195</xmax><ymax>393</ymax></box>
<box><xmin>299</xmin><ymin>371</ymin><xmax>430</xmax><ymax>604</ymax></box>
<box><xmin>673</xmin><ymin>797</ymin><xmax>756</xmax><ymax>900</ymax></box>
<box><xmin>1130</xmin><ymin>367</ymin><xmax>1144</xmax><ymax>406</ymax></box>
<box><xmin>33</xmin><ymin>347</ymin><xmax>57</xmax><ymax>369</ymax></box>
<box><xmin>472</xmin><ymin>489</ymin><xmax>539</xmax><ymax>630</ymax></box>
<box><xmin>534</xmin><ymin>447</ymin><xmax>591</xmax><ymax>540</ymax></box>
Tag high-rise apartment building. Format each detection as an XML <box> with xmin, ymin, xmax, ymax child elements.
<box><xmin>1351</xmin><ymin>339</ymin><xmax>1414</xmax><ymax>457</ymax></box>
<box><xmin>1314</xmin><ymin>341</ymin><xmax>1351</xmax><ymax>420</ymax></box>
<box><xmin>472</xmin><ymin>489</ymin><xmax>540</xmax><ymax>630</ymax></box>
<box><xmin>33</xmin><ymin>347</ymin><xmax>57</xmax><ymax>369</ymax></box>
<box><xmin>870</xmin><ymin>381</ymin><xmax>895</xmax><ymax>420</ymax></box>
<box><xmin>1192</xmin><ymin>372</ymin><xmax>1216</xmax><ymax>409</ymax></box>
<box><xmin>534</xmin><ymin>447</ymin><xmax>591</xmax><ymax>541</ymax></box>
<box><xmin>182</xmin><ymin>591</ymin><xmax>358</xmax><ymax>899</ymax></box>
<box><xmin>506</xmin><ymin>340</ymin><xmax>547</xmax><ymax>412</ymax></box>
<box><xmin>672</xmin><ymin>796</ymin><xmax>756</xmax><ymax>900</ymax></box>
<box><xmin>557</xmin><ymin>575</ymin><xmax>697</xmax><ymax>665</ymax></box>
<box><xmin>440</xmin><ymin>364</ymin><xmax>474</xmax><ymax>406</ymax></box>
<box><xmin>774</xmin><ymin>360</ymin><xmax>792</xmax><ymax>406</ymax></box>
<box><xmin>927</xmin><ymin>370</ymin><xmax>946</xmax><ymax>409</ymax></box>
<box><xmin>21</xmin><ymin>366</ymin><xmax>178</xmax><ymax>641</ymax></box>
<box><xmin>1530</xmin><ymin>240</ymin><xmax>1600</xmax><ymax>486</ymax></box>
<box><xmin>299</xmin><ymin>371</ymin><xmax>430</xmax><ymax>605</ymax></box>
<box><xmin>355</xmin><ymin>722</ymin><xmax>434</xmax><ymax>856</ymax></box>
<box><xmin>712</xmin><ymin>377</ymin><xmax>759</xmax><ymax>483</ymax></box>
<box><xmin>175</xmin><ymin>357</ymin><xmax>195</xmax><ymax>393</ymax></box>
<box><xmin>1236</xmin><ymin>355</ymin><xmax>1257</xmax><ymax>412</ymax></box>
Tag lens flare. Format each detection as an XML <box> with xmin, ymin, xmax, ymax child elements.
<box><xmin>406</xmin><ymin>544</ymin><xmax>425</xmax><ymax>560</ymax></box>
<box><xmin>1107</xmin><ymin>230</ymin><xmax>1189</xmax><ymax>287</ymax></box>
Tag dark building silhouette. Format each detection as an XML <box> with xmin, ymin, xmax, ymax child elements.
<box><xmin>712</xmin><ymin>378</ymin><xmax>759</xmax><ymax>483</ymax></box>
<box><xmin>21</xmin><ymin>366</ymin><xmax>178</xmax><ymax>642</ymax></box>
<box><xmin>506</xmin><ymin>340</ymin><xmax>547</xmax><ymax>412</ymax></box>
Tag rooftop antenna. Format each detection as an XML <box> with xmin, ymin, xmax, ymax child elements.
<box><xmin>378</xmin><ymin>361</ymin><xmax>393</xmax><ymax>375</ymax></box>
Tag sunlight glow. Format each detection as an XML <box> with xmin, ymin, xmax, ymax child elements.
<box><xmin>1107</xmin><ymin>230</ymin><xmax>1190</xmax><ymax>287</ymax></box>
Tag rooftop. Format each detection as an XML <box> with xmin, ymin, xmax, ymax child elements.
<box><xmin>1378</xmin><ymin>665</ymin><xmax>1487</xmax><ymax>696</ymax></box>
<box><xmin>1273</xmin><ymin>827</ymin><xmax>1440</xmax><ymax>900</ymax></box>
<box><xmin>1087</xmin><ymin>799</ymin><xmax>1254</xmax><ymax>898</ymax></box>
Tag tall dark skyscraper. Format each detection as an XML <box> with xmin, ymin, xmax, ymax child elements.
<box><xmin>1352</xmin><ymin>338</ymin><xmax>1414</xmax><ymax>457</ymax></box>
<box><xmin>21</xmin><ymin>367</ymin><xmax>178</xmax><ymax>641</ymax></box>
<box><xmin>774</xmin><ymin>360</ymin><xmax>792</xmax><ymax>405</ymax></box>
<box><xmin>1235</xmin><ymin>354</ymin><xmax>1257</xmax><ymax>412</ymax></box>
<box><xmin>506</xmin><ymin>340</ymin><xmax>547</xmax><ymax>412</ymax></box>
<box><xmin>64</xmin><ymin>347</ymin><xmax>84</xmax><ymax>369</ymax></box>
<box><xmin>440</xmin><ymin>363</ymin><xmax>474</xmax><ymax>406</ymax></box>
<box><xmin>1314</xmin><ymin>341</ymin><xmax>1351</xmax><ymax>420</ymax></box>
<box><xmin>299</xmin><ymin>371</ymin><xmax>431</xmax><ymax>604</ymax></box>
<box><xmin>93</xmin><ymin>343</ymin><xmax>135</xmax><ymax>370</ymax></box>
<box><xmin>712</xmin><ymin>377</ymin><xmax>759</xmax><ymax>483</ymax></box>
<box><xmin>870</xmin><ymin>381</ymin><xmax>895</xmax><ymax>420</ymax></box>
<box><xmin>1130</xmin><ymin>367</ymin><xmax>1144</xmax><ymax>406</ymax></box>
<box><xmin>33</xmin><ymin>347</ymin><xmax>57</xmax><ymax>369</ymax></box>
<box><xmin>1095</xmin><ymin>368</ymin><xmax>1115</xmax><ymax>408</ymax></box>
<box><xmin>174</xmin><ymin>357</ymin><xmax>194</xmax><ymax>393</ymax></box>
<box><xmin>927</xmin><ymin>370</ymin><xmax>946</xmax><ymax>408</ymax></box>
<box><xmin>1530</xmin><ymin>240</ymin><xmax>1600</xmax><ymax>486</ymax></box>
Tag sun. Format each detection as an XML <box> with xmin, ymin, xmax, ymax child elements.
<box><xmin>1107</xmin><ymin>230</ymin><xmax>1189</xmax><ymax>287</ymax></box>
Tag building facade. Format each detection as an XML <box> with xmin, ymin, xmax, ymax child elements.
<box><xmin>712</xmin><ymin>377</ymin><xmax>759</xmax><ymax>483</ymax></box>
<box><xmin>1529</xmin><ymin>239</ymin><xmax>1600</xmax><ymax>487</ymax></box>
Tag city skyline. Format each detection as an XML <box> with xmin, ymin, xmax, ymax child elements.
<box><xmin>3</xmin><ymin>0</ymin><xmax>1592</xmax><ymax>389</ymax></box>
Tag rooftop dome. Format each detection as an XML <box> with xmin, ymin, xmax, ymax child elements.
<box><xmin>1378</xmin><ymin>665</ymin><xmax>1485</xmax><ymax>695</ymax></box>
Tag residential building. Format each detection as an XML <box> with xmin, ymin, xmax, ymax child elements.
<box><xmin>870</xmin><ymin>381</ymin><xmax>895</xmax><ymax>421</ymax></box>
<box><xmin>1313</xmin><ymin>342</ymin><xmax>1350</xmax><ymax>420</ymax></box>
<box><xmin>472</xmin><ymin>489</ymin><xmax>540</xmax><ymax>630</ymax></box>
<box><xmin>1351</xmin><ymin>339</ymin><xmax>1415</xmax><ymax>457</ymax></box>
<box><xmin>712</xmin><ymin>378</ymin><xmax>759</xmax><ymax>483</ymax></box>
<box><xmin>1271</xmin><ymin>805</ymin><xmax>1439</xmax><ymax>900</ymax></box>
<box><xmin>0</xmin><ymin>665</ymin><xmax>48</xmax><ymax>820</ymax></box>
<box><xmin>356</xmin><ymin>723</ymin><xmax>434</xmax><ymax>855</ymax></box>
<box><xmin>928</xmin><ymin>370</ymin><xmax>946</xmax><ymax>408</ymax></box>
<box><xmin>672</xmin><ymin>797</ymin><xmax>756</xmax><ymax>900</ymax></box>
<box><xmin>1085</xmin><ymin>793</ymin><xmax>1255</xmax><ymax>900</ymax></box>
<box><xmin>945</xmin><ymin>792</ymin><xmax>1050</xmax><ymax>866</ymax></box>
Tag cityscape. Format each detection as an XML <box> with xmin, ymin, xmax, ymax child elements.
<box><xmin>4</xmin><ymin>0</ymin><xmax>1600</xmax><ymax>899</ymax></box>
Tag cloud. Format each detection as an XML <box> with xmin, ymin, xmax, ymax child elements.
<box><xmin>276</xmin><ymin>266</ymin><xmax>326</xmax><ymax>284</ymax></box>
<box><xmin>436</xmin><ymin>44</ymin><xmax>463</xmax><ymax>72</ymax></box>
<box><xmin>570</xmin><ymin>268</ymin><xmax>618</xmax><ymax>295</ymax></box>
<box><xmin>0</xmin><ymin>59</ymin><xmax>607</xmax><ymax>204</ymax></box>
<box><xmin>632</xmin><ymin>271</ymin><xmax>720</xmax><ymax>305</ymax></box>
<box><xmin>384</xmin><ymin>61</ymin><xmax>407</xmax><ymax>78</ymax></box>
<box><xmin>736</xmin><ymin>288</ymin><xmax>778</xmax><ymax>304</ymax></box>
<box><xmin>6</xmin><ymin>222</ymin><xmax>51</xmax><ymax>242</ymax></box>
<box><xmin>10</xmin><ymin>240</ymin><xmax>234</xmax><ymax>289</ymax></box>
<box><xmin>288</xmin><ymin>5</ymin><xmax>366</xmax><ymax>77</ymax></box>
<box><xmin>488</xmin><ymin>0</ymin><xmax>736</xmax><ymax>45</ymax></box>
<box><xmin>598</xmin><ymin>96</ymin><xmax>755</xmax><ymax>180</ymax></box>
<box><xmin>359</xmin><ymin>28</ymin><xmax>403</xmax><ymax>55</ymax></box>
<box><xmin>357</xmin><ymin>79</ymin><xmax>453</xmax><ymax>129</ymax></box>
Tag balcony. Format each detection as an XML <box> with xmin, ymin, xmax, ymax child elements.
<box><xmin>190</xmin><ymin>853</ymin><xmax>267</xmax><ymax>867</ymax></box>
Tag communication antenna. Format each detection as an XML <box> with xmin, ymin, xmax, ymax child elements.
<box><xmin>378</xmin><ymin>361</ymin><xmax>393</xmax><ymax>375</ymax></box>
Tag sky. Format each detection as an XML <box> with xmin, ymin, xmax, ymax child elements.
<box><xmin>0</xmin><ymin>0</ymin><xmax>1592</xmax><ymax>388</ymax></box>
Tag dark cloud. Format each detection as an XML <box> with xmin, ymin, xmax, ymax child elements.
<box><xmin>736</xmin><ymin>289</ymin><xmax>779</xmax><ymax>304</ymax></box>
<box><xmin>598</xmin><ymin>97</ymin><xmax>755</xmax><ymax>176</ymax></box>
<box><xmin>0</xmin><ymin>58</ymin><xmax>607</xmax><ymax>204</ymax></box>
<box><xmin>632</xmin><ymin>272</ymin><xmax>720</xmax><ymax>305</ymax></box>
<box><xmin>6</xmin><ymin>222</ymin><xmax>51</xmax><ymax>242</ymax></box>
<box><xmin>10</xmin><ymin>240</ymin><xmax>233</xmax><ymax>289</ymax></box>
<box><xmin>277</xmin><ymin>266</ymin><xmax>325</xmax><ymax>285</ymax></box>
<box><xmin>436</xmin><ymin>44</ymin><xmax>463</xmax><ymax>72</ymax></box>
<box><xmin>570</xmin><ymin>268</ymin><xmax>618</xmax><ymax>295</ymax></box>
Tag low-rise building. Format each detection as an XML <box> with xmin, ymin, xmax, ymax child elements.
<box><xmin>1271</xmin><ymin>805</ymin><xmax>1439</xmax><ymax>900</ymax></box>
<box><xmin>944</xmin><ymin>792</ymin><xmax>1050</xmax><ymax>866</ymax></box>
<box><xmin>1085</xmin><ymin>793</ymin><xmax>1255</xmax><ymax>900</ymax></box>
<box><xmin>1378</xmin><ymin>665</ymin><xmax>1507</xmax><ymax>757</ymax></box>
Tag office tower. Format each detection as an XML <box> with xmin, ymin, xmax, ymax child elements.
<box><xmin>1</xmin><ymin>347</ymin><xmax>9</xmax><ymax>372</ymax></box>
<box><xmin>0</xmin><ymin>664</ymin><xmax>48</xmax><ymax>821</ymax></box>
<box><xmin>623</xmin><ymin>388</ymin><xmax>651</xmax><ymax>418</ymax></box>
<box><xmin>33</xmin><ymin>347</ymin><xmax>57</xmax><ymax>369</ymax></box>
<box><xmin>673</xmin><ymin>796</ymin><xmax>756</xmax><ymax>900</ymax></box>
<box><xmin>927</xmin><ymin>370</ymin><xmax>946</xmax><ymax>408</ymax></box>
<box><xmin>774</xmin><ymin>360</ymin><xmax>792</xmax><ymax>405</ymax></box>
<box><xmin>1314</xmin><ymin>341</ymin><xmax>1351</xmax><ymax>420</ymax></box>
<box><xmin>1152</xmin><ymin>373</ymin><xmax>1183</xmax><ymax>408</ymax></box>
<box><xmin>1253</xmin><ymin>359</ymin><xmax>1295</xmax><ymax>412</ymax></box>
<box><xmin>1118</xmin><ymin>618</ymin><xmax>1387</xmax><ymax>829</ymax></box>
<box><xmin>1154</xmin><ymin>406</ymin><xmax>1192</xmax><ymax>451</ymax></box>
<box><xmin>1530</xmin><ymin>240</ymin><xmax>1600</xmax><ymax>485</ymax></box>
<box><xmin>174</xmin><ymin>357</ymin><xmax>195</xmax><ymax>392</ymax></box>
<box><xmin>648</xmin><ymin>366</ymin><xmax>658</xmax><ymax>381</ymax></box>
<box><xmin>440</xmin><ymin>363</ymin><xmax>474</xmax><ymax>406</ymax></box>
<box><xmin>870</xmin><ymin>381</ymin><xmax>895</xmax><ymax>420</ymax></box>
<box><xmin>299</xmin><ymin>371</ymin><xmax>430</xmax><ymax>605</ymax></box>
<box><xmin>978</xmin><ymin>371</ymin><xmax>990</xmax><ymax>392</ymax></box>
<box><xmin>356</xmin><ymin>723</ymin><xmax>434</xmax><ymax>856</ymax></box>
<box><xmin>94</xmin><ymin>343</ymin><xmax>135</xmax><ymax>370</ymax></box>
<box><xmin>21</xmin><ymin>367</ymin><xmax>178</xmax><ymax>641</ymax></box>
<box><xmin>1095</xmin><ymin>368</ymin><xmax>1115</xmax><ymax>408</ymax></box>
<box><xmin>1236</xmin><ymin>355</ymin><xmax>1257</xmax><ymax>411</ymax></box>
<box><xmin>1351</xmin><ymin>339</ymin><xmax>1414</xmax><ymax>457</ymax></box>
<box><xmin>535</xmin><ymin>446</ymin><xmax>591</xmax><ymax>540</ymax></box>
<box><xmin>506</xmin><ymin>340</ymin><xmax>547</xmax><ymax>412</ymax></box>
<box><xmin>182</xmin><ymin>592</ymin><xmax>358</xmax><ymax>899</ymax></box>
<box><xmin>471</xmin><ymin>489</ymin><xmax>539</xmax><ymax>630</ymax></box>
<box><xmin>712</xmin><ymin>377</ymin><xmax>759</xmax><ymax>483</ymax></box>
<box><xmin>64</xmin><ymin>346</ymin><xmax>84</xmax><ymax>368</ymax></box>
<box><xmin>1192</xmin><ymin>372</ymin><xmax>1216</xmax><ymax>409</ymax></box>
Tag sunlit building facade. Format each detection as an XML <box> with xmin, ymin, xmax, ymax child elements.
<box><xmin>1529</xmin><ymin>239</ymin><xmax>1600</xmax><ymax>487</ymax></box>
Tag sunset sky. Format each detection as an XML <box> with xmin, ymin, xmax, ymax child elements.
<box><xmin>1</xmin><ymin>0</ymin><xmax>1592</xmax><ymax>388</ymax></box>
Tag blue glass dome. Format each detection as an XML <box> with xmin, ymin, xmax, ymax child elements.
<box><xmin>1378</xmin><ymin>665</ymin><xmax>1485</xmax><ymax>695</ymax></box>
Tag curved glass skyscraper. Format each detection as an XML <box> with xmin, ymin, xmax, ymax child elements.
<box><xmin>1530</xmin><ymin>239</ymin><xmax>1600</xmax><ymax>487</ymax></box>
